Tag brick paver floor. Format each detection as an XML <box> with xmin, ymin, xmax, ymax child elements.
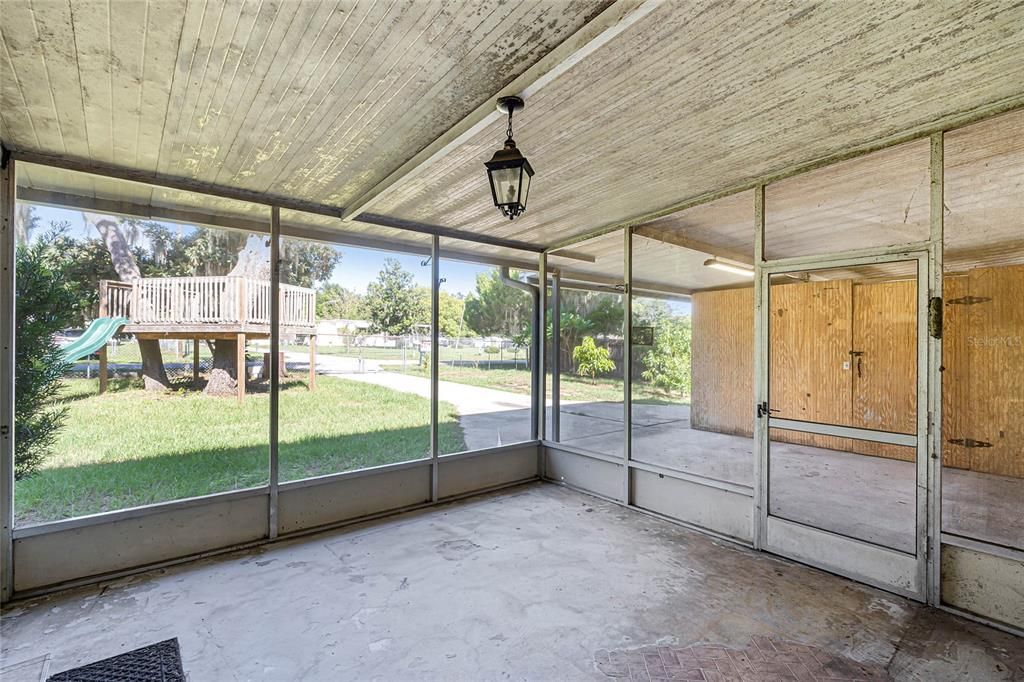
<box><xmin>595</xmin><ymin>635</ymin><xmax>889</xmax><ymax>681</ymax></box>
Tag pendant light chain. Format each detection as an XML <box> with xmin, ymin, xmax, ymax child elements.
<box><xmin>506</xmin><ymin>108</ymin><xmax>515</xmax><ymax>143</ymax></box>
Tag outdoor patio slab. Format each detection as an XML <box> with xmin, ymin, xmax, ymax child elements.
<box><xmin>558</xmin><ymin>402</ymin><xmax>1024</xmax><ymax>551</ymax></box>
<box><xmin>1</xmin><ymin>484</ymin><xmax>1019</xmax><ymax>681</ymax></box>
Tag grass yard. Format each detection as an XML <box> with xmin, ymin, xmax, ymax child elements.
<box><xmin>15</xmin><ymin>376</ymin><xmax>464</xmax><ymax>525</ymax></box>
<box><xmin>283</xmin><ymin>342</ymin><xmax>527</xmax><ymax>365</ymax></box>
<box><xmin>400</xmin><ymin>365</ymin><xmax>685</xmax><ymax>405</ymax></box>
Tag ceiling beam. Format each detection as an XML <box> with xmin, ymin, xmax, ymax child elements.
<box><xmin>339</xmin><ymin>0</ymin><xmax>662</xmax><ymax>222</ymax></box>
<box><xmin>6</xmin><ymin>146</ymin><xmax>550</xmax><ymax>254</ymax></box>
<box><xmin>7</xmin><ymin>146</ymin><xmax>342</xmax><ymax>218</ymax></box>
<box><xmin>548</xmin><ymin>248</ymin><xmax>597</xmax><ymax>263</ymax></box>
<box><xmin>16</xmin><ymin>188</ymin><xmax>542</xmax><ymax>272</ymax></box>
<box><xmin>633</xmin><ymin>224</ymin><xmax>753</xmax><ymax>264</ymax></box>
<box><xmin>353</xmin><ymin>213</ymin><xmax>542</xmax><ymax>253</ymax></box>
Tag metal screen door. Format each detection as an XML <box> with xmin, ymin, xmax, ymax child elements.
<box><xmin>755</xmin><ymin>249</ymin><xmax>931</xmax><ymax>600</ymax></box>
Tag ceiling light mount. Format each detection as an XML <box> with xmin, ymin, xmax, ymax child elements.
<box><xmin>703</xmin><ymin>257</ymin><xmax>755</xmax><ymax>277</ymax></box>
<box><xmin>485</xmin><ymin>96</ymin><xmax>534</xmax><ymax>221</ymax></box>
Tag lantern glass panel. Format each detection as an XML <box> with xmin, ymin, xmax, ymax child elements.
<box><xmin>519</xmin><ymin>169</ymin><xmax>531</xmax><ymax>208</ymax></box>
<box><xmin>491</xmin><ymin>166</ymin><xmax>522</xmax><ymax>207</ymax></box>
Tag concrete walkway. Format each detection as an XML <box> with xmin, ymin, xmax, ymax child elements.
<box><xmin>291</xmin><ymin>353</ymin><xmax>533</xmax><ymax>451</ymax></box>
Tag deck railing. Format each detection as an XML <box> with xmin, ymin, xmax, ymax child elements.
<box><xmin>99</xmin><ymin>277</ymin><xmax>316</xmax><ymax>328</ymax></box>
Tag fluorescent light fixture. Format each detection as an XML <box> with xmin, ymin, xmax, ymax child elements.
<box><xmin>703</xmin><ymin>258</ymin><xmax>754</xmax><ymax>277</ymax></box>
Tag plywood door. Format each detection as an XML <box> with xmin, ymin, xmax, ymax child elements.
<box><xmin>691</xmin><ymin>287</ymin><xmax>754</xmax><ymax>436</ymax></box>
<box><xmin>769</xmin><ymin>279</ymin><xmax>853</xmax><ymax>425</ymax></box>
<box><xmin>849</xmin><ymin>280</ymin><xmax>918</xmax><ymax>461</ymax></box>
<box><xmin>964</xmin><ymin>265</ymin><xmax>1024</xmax><ymax>478</ymax></box>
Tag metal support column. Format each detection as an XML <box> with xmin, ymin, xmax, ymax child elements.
<box><xmin>537</xmin><ymin>253</ymin><xmax>548</xmax><ymax>463</ymax></box>
<box><xmin>752</xmin><ymin>184</ymin><xmax>768</xmax><ymax>550</ymax></box>
<box><xmin>1</xmin><ymin>157</ymin><xmax>15</xmax><ymax>602</ymax></box>
<box><xmin>268</xmin><ymin>206</ymin><xmax>281</xmax><ymax>539</ymax></box>
<box><xmin>430</xmin><ymin>235</ymin><xmax>440</xmax><ymax>501</ymax></box>
<box><xmin>622</xmin><ymin>227</ymin><xmax>632</xmax><ymax>504</ymax></box>
<box><xmin>926</xmin><ymin>132</ymin><xmax>944</xmax><ymax>605</ymax></box>
<box><xmin>551</xmin><ymin>271</ymin><xmax>561</xmax><ymax>442</ymax></box>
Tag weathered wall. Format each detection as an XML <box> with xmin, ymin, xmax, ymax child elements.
<box><xmin>691</xmin><ymin>266</ymin><xmax>1023</xmax><ymax>477</ymax></box>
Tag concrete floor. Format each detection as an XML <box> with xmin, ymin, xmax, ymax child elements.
<box><xmin>558</xmin><ymin>402</ymin><xmax>1024</xmax><ymax>552</ymax></box>
<box><xmin>1</xmin><ymin>484</ymin><xmax>1020</xmax><ymax>681</ymax></box>
<box><xmin>293</xmin><ymin>357</ymin><xmax>1024</xmax><ymax>551</ymax></box>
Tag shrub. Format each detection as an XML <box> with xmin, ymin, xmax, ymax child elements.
<box><xmin>14</xmin><ymin>231</ymin><xmax>83</xmax><ymax>478</ymax></box>
<box><xmin>572</xmin><ymin>336</ymin><xmax>615</xmax><ymax>380</ymax></box>
<box><xmin>641</xmin><ymin>317</ymin><xmax>692</xmax><ymax>396</ymax></box>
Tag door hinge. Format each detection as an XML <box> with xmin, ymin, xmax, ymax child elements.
<box><xmin>946</xmin><ymin>296</ymin><xmax>991</xmax><ymax>306</ymax></box>
<box><xmin>947</xmin><ymin>438</ymin><xmax>993</xmax><ymax>448</ymax></box>
<box><xmin>928</xmin><ymin>297</ymin><xmax>943</xmax><ymax>339</ymax></box>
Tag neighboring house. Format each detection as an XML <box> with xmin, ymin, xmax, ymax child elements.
<box><xmin>316</xmin><ymin>319</ymin><xmax>372</xmax><ymax>345</ymax></box>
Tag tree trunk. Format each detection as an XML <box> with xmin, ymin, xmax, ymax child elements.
<box><xmin>227</xmin><ymin>234</ymin><xmax>271</xmax><ymax>279</ymax></box>
<box><xmin>85</xmin><ymin>212</ymin><xmax>170</xmax><ymax>391</ymax></box>
<box><xmin>204</xmin><ymin>337</ymin><xmax>239</xmax><ymax>397</ymax></box>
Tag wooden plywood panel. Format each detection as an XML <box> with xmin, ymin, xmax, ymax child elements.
<box><xmin>850</xmin><ymin>280</ymin><xmax>917</xmax><ymax>461</ymax></box>
<box><xmin>692</xmin><ymin>267</ymin><xmax>1021</xmax><ymax>473</ymax></box>
<box><xmin>769</xmin><ymin>280</ymin><xmax>853</xmax><ymax>426</ymax></box>
<box><xmin>853</xmin><ymin>280</ymin><xmax>917</xmax><ymax>433</ymax></box>
<box><xmin>942</xmin><ymin>276</ymin><xmax>972</xmax><ymax>470</ymax></box>
<box><xmin>691</xmin><ymin>287</ymin><xmax>754</xmax><ymax>436</ymax></box>
<box><xmin>965</xmin><ymin>265</ymin><xmax>1024</xmax><ymax>478</ymax></box>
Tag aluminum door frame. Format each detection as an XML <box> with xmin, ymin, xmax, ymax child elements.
<box><xmin>754</xmin><ymin>246</ymin><xmax>932</xmax><ymax>601</ymax></box>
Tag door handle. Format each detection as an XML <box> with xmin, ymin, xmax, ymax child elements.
<box><xmin>849</xmin><ymin>350</ymin><xmax>864</xmax><ymax>379</ymax></box>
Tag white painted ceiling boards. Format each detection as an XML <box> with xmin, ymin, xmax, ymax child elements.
<box><xmin>3</xmin><ymin>0</ymin><xmax>1023</xmax><ymax>288</ymax></box>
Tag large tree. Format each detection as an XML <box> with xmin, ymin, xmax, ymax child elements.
<box><xmin>413</xmin><ymin>288</ymin><xmax>469</xmax><ymax>338</ymax></box>
<box><xmin>76</xmin><ymin>214</ymin><xmax>339</xmax><ymax>394</ymax></box>
<box><xmin>463</xmin><ymin>270</ymin><xmax>532</xmax><ymax>338</ymax></box>
<box><xmin>365</xmin><ymin>258</ymin><xmax>418</xmax><ymax>335</ymax></box>
<box><xmin>84</xmin><ymin>212</ymin><xmax>171</xmax><ymax>390</ymax></box>
<box><xmin>316</xmin><ymin>283</ymin><xmax>365</xmax><ymax>320</ymax></box>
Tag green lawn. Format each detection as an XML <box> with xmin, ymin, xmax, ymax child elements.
<box><xmin>399</xmin><ymin>365</ymin><xmax>685</xmax><ymax>405</ymax></box>
<box><xmin>71</xmin><ymin>340</ymin><xmax>214</xmax><ymax>367</ymax></box>
<box><xmin>15</xmin><ymin>377</ymin><xmax>464</xmax><ymax>525</ymax></box>
<box><xmin>284</xmin><ymin>342</ymin><xmax>527</xmax><ymax>365</ymax></box>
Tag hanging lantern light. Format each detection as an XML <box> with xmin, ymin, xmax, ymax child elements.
<box><xmin>485</xmin><ymin>96</ymin><xmax>534</xmax><ymax>220</ymax></box>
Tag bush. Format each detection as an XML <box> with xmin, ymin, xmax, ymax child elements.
<box><xmin>14</xmin><ymin>231</ymin><xmax>83</xmax><ymax>478</ymax></box>
<box><xmin>641</xmin><ymin>317</ymin><xmax>692</xmax><ymax>396</ymax></box>
<box><xmin>572</xmin><ymin>336</ymin><xmax>615</xmax><ymax>380</ymax></box>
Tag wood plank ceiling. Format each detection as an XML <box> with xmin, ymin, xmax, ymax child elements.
<box><xmin>0</xmin><ymin>0</ymin><xmax>612</xmax><ymax>204</ymax></box>
<box><xmin>364</xmin><ymin>0</ymin><xmax>1024</xmax><ymax>246</ymax></box>
<box><xmin>2</xmin><ymin>0</ymin><xmax>1023</xmax><ymax>287</ymax></box>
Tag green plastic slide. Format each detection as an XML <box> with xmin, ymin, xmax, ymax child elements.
<box><xmin>60</xmin><ymin>317</ymin><xmax>130</xmax><ymax>363</ymax></box>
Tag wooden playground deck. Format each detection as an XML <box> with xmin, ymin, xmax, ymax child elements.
<box><xmin>98</xmin><ymin>276</ymin><xmax>318</xmax><ymax>399</ymax></box>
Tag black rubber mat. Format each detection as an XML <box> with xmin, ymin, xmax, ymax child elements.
<box><xmin>47</xmin><ymin>638</ymin><xmax>185</xmax><ymax>682</ymax></box>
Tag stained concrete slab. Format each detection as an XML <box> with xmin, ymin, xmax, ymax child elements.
<box><xmin>558</xmin><ymin>401</ymin><xmax>1024</xmax><ymax>551</ymax></box>
<box><xmin>2</xmin><ymin>484</ymin><xmax>1021</xmax><ymax>681</ymax></box>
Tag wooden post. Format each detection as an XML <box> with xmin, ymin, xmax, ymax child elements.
<box><xmin>192</xmin><ymin>338</ymin><xmax>200</xmax><ymax>384</ymax></box>
<box><xmin>98</xmin><ymin>280</ymin><xmax>109</xmax><ymax>317</ymax></box>
<box><xmin>308</xmin><ymin>335</ymin><xmax>317</xmax><ymax>390</ymax></box>
<box><xmin>98</xmin><ymin>345</ymin><xmax>108</xmax><ymax>394</ymax></box>
<box><xmin>236</xmin><ymin>333</ymin><xmax>246</xmax><ymax>402</ymax></box>
<box><xmin>237</xmin><ymin>278</ymin><xmax>247</xmax><ymax>323</ymax></box>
